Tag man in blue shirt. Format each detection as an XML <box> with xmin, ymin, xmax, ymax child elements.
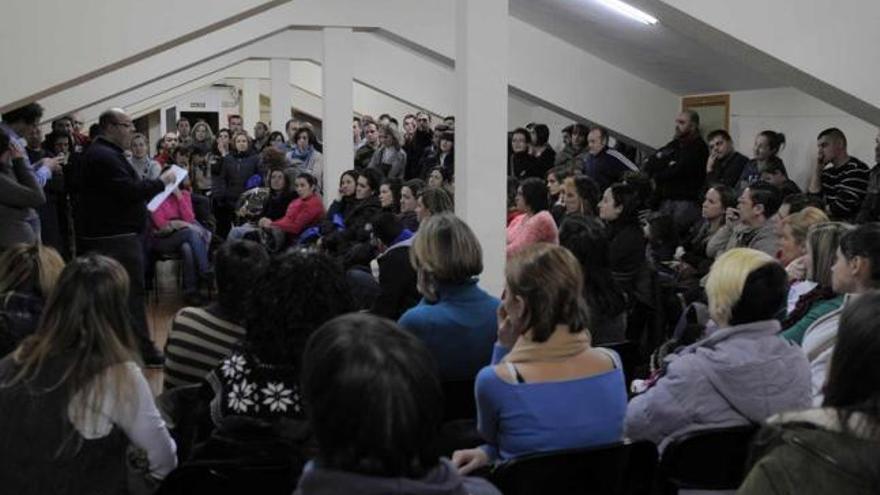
<box><xmin>581</xmin><ymin>126</ymin><xmax>638</xmax><ymax>193</ymax></box>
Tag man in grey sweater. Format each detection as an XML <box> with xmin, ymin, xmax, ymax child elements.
<box><xmin>707</xmin><ymin>182</ymin><xmax>781</xmax><ymax>259</ymax></box>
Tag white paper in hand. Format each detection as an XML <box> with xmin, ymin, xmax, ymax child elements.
<box><xmin>147</xmin><ymin>165</ymin><xmax>189</xmax><ymax>212</ymax></box>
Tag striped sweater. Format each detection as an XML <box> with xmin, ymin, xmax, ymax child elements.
<box><xmin>163</xmin><ymin>306</ymin><xmax>246</xmax><ymax>390</ymax></box>
<box><xmin>820</xmin><ymin>157</ymin><xmax>870</xmax><ymax>221</ymax></box>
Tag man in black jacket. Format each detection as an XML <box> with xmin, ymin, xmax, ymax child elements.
<box><xmin>370</xmin><ymin>212</ymin><xmax>419</xmax><ymax>320</ymax></box>
<box><xmin>404</xmin><ymin>112</ymin><xmax>435</xmax><ymax>180</ymax></box>
<box><xmin>705</xmin><ymin>129</ymin><xmax>749</xmax><ymax>189</ymax></box>
<box><xmin>644</xmin><ymin>110</ymin><xmax>709</xmax><ymax>236</ymax></box>
<box><xmin>76</xmin><ymin>108</ymin><xmax>174</xmax><ymax>365</ymax></box>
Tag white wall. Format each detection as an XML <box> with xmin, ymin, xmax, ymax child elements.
<box><xmin>657</xmin><ymin>0</ymin><xmax>880</xmax><ymax>119</ymax></box>
<box><xmin>508</xmin><ymin>94</ymin><xmax>577</xmax><ymax>150</ymax></box>
<box><xmin>0</xmin><ymin>0</ymin><xmax>285</xmax><ymax>110</ymax></box>
<box><xmin>508</xmin><ymin>17</ymin><xmax>679</xmax><ymax>148</ymax></box>
<box><xmin>725</xmin><ymin>87</ymin><xmax>877</xmax><ymax>188</ymax></box>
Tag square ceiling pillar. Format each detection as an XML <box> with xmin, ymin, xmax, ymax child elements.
<box><xmin>455</xmin><ymin>0</ymin><xmax>509</xmax><ymax>297</ymax></box>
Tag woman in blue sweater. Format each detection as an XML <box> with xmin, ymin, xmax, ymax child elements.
<box><xmin>398</xmin><ymin>213</ymin><xmax>499</xmax><ymax>382</ymax></box>
<box><xmin>452</xmin><ymin>243</ymin><xmax>627</xmax><ymax>474</ymax></box>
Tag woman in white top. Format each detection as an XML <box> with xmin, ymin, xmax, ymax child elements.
<box><xmin>0</xmin><ymin>254</ymin><xmax>176</xmax><ymax>493</ymax></box>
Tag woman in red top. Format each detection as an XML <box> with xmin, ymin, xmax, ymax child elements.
<box><xmin>259</xmin><ymin>172</ymin><xmax>325</xmax><ymax>242</ymax></box>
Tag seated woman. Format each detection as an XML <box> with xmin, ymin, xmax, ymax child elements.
<box><xmin>561</xmin><ymin>174</ymin><xmax>600</xmax><ymax>218</ymax></box>
<box><xmin>415</xmin><ymin>186</ymin><xmax>454</xmax><ymax>224</ymax></box>
<box><xmin>598</xmin><ymin>183</ymin><xmax>646</xmax><ymax>284</ymax></box>
<box><xmin>287</xmin><ymin>127</ymin><xmax>324</xmax><ymax>193</ymax></box>
<box><xmin>259</xmin><ymin>173</ymin><xmax>324</xmax><ymax>243</ymax></box>
<box><xmin>625</xmin><ymin>248</ymin><xmax>812</xmax><ymax>451</ymax></box>
<box><xmin>150</xmin><ymin>177</ymin><xmax>212</xmax><ymax>305</ymax></box>
<box><xmin>781</xmin><ymin>222</ymin><xmax>851</xmax><ymax>345</ymax></box>
<box><xmin>379</xmin><ymin>177</ymin><xmax>402</xmax><ymax>215</ymax></box>
<box><xmin>739</xmin><ymin>292</ymin><xmax>880</xmax><ymax>495</ymax></box>
<box><xmin>0</xmin><ymin>244</ymin><xmax>65</xmax><ymax>357</ymax></box>
<box><xmin>207</xmin><ymin>250</ymin><xmax>353</xmax><ymax>426</ymax></box>
<box><xmin>427</xmin><ymin>165</ymin><xmax>454</xmax><ymax>195</ymax></box>
<box><xmin>558</xmin><ymin>215</ymin><xmax>627</xmax><ymax>345</ymax></box>
<box><xmin>452</xmin><ymin>244</ymin><xmax>627</xmax><ymax>473</ymax></box>
<box><xmin>0</xmin><ymin>255</ymin><xmax>177</xmax><ymax>491</ymax></box>
<box><xmin>325</xmin><ymin>169</ymin><xmax>358</xmax><ymax>226</ymax></box>
<box><xmin>779</xmin><ymin>207</ymin><xmax>829</xmax><ymax>283</ymax></box>
<box><xmin>228</xmin><ymin>167</ymin><xmax>296</xmax><ymax>240</ymax></box>
<box><xmin>399</xmin><ymin>178</ymin><xmax>424</xmax><ymax>232</ymax></box>
<box><xmin>295</xmin><ymin>313</ymin><xmax>500</xmax><ymax>495</ymax></box>
<box><xmin>675</xmin><ymin>184</ymin><xmax>737</xmax><ymax>284</ymax></box>
<box><xmin>506</xmin><ymin>177</ymin><xmax>559</xmax><ymax>257</ymax></box>
<box><xmin>398</xmin><ymin>213</ymin><xmax>499</xmax><ymax>382</ymax></box>
<box><xmin>150</xmin><ymin>176</ymin><xmax>212</xmax><ymax>306</ymax></box>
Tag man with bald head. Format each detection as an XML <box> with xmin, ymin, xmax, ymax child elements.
<box><xmin>77</xmin><ymin>108</ymin><xmax>174</xmax><ymax>366</ymax></box>
<box><xmin>644</xmin><ymin>110</ymin><xmax>709</xmax><ymax>235</ymax></box>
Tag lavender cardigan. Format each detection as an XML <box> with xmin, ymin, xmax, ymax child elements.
<box><xmin>625</xmin><ymin>319</ymin><xmax>811</xmax><ymax>451</ymax></box>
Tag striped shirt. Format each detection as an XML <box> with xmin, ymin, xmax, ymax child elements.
<box><xmin>820</xmin><ymin>157</ymin><xmax>870</xmax><ymax>221</ymax></box>
<box><xmin>163</xmin><ymin>306</ymin><xmax>246</xmax><ymax>390</ymax></box>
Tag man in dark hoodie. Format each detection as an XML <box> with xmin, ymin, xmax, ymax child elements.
<box><xmin>644</xmin><ymin>110</ymin><xmax>709</xmax><ymax>236</ymax></box>
<box><xmin>296</xmin><ymin>313</ymin><xmax>500</xmax><ymax>495</ymax></box>
<box><xmin>369</xmin><ymin>212</ymin><xmax>419</xmax><ymax>320</ymax></box>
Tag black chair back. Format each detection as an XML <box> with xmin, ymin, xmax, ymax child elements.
<box><xmin>490</xmin><ymin>441</ymin><xmax>657</xmax><ymax>495</ymax></box>
<box><xmin>441</xmin><ymin>379</ymin><xmax>476</xmax><ymax>422</ymax></box>
<box><xmin>658</xmin><ymin>425</ymin><xmax>759</xmax><ymax>491</ymax></box>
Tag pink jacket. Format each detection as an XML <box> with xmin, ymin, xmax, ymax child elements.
<box><xmin>151</xmin><ymin>190</ymin><xmax>195</xmax><ymax>231</ymax></box>
<box><xmin>272</xmin><ymin>193</ymin><xmax>325</xmax><ymax>235</ymax></box>
<box><xmin>506</xmin><ymin>210</ymin><xmax>558</xmax><ymax>257</ymax></box>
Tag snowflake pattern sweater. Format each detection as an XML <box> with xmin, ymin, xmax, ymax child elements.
<box><xmin>207</xmin><ymin>350</ymin><xmax>305</xmax><ymax>424</ymax></box>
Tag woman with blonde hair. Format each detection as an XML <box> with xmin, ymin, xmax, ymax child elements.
<box><xmin>452</xmin><ymin>243</ymin><xmax>627</xmax><ymax>474</ymax></box>
<box><xmin>779</xmin><ymin>206</ymin><xmax>829</xmax><ymax>282</ymax></box>
<box><xmin>190</xmin><ymin>120</ymin><xmax>215</xmax><ymax>153</ymax></box>
<box><xmin>626</xmin><ymin>248</ymin><xmax>811</xmax><ymax>451</ymax></box>
<box><xmin>0</xmin><ymin>255</ymin><xmax>176</xmax><ymax>492</ymax></box>
<box><xmin>368</xmin><ymin>124</ymin><xmax>407</xmax><ymax>179</ymax></box>
<box><xmin>0</xmin><ymin>243</ymin><xmax>65</xmax><ymax>356</ymax></box>
<box><xmin>781</xmin><ymin>222</ymin><xmax>853</xmax><ymax>344</ymax></box>
<box><xmin>399</xmin><ymin>213</ymin><xmax>499</xmax><ymax>382</ymax></box>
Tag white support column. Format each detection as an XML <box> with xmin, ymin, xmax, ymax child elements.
<box><xmin>322</xmin><ymin>27</ymin><xmax>354</xmax><ymax>207</ymax></box>
<box><xmin>270</xmin><ymin>58</ymin><xmax>291</xmax><ymax>132</ymax></box>
<box><xmin>456</xmin><ymin>0</ymin><xmax>508</xmax><ymax>297</ymax></box>
<box><xmin>241</xmin><ymin>78</ymin><xmax>261</xmax><ymax>132</ymax></box>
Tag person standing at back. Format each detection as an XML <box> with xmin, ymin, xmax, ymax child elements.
<box><xmin>643</xmin><ymin>110</ymin><xmax>709</xmax><ymax>235</ymax></box>
<box><xmin>77</xmin><ymin>108</ymin><xmax>175</xmax><ymax>365</ymax></box>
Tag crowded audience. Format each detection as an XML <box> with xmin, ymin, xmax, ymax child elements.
<box><xmin>1</xmin><ymin>98</ymin><xmax>879</xmax><ymax>494</ymax></box>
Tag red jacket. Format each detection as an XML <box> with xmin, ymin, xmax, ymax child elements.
<box><xmin>271</xmin><ymin>194</ymin><xmax>324</xmax><ymax>235</ymax></box>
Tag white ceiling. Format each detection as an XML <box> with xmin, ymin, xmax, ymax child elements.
<box><xmin>510</xmin><ymin>0</ymin><xmax>782</xmax><ymax>95</ymax></box>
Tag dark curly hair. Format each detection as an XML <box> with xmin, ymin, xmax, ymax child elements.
<box><xmin>243</xmin><ymin>250</ymin><xmax>354</xmax><ymax>368</ymax></box>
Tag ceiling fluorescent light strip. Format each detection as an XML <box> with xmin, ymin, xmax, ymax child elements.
<box><xmin>597</xmin><ymin>0</ymin><xmax>658</xmax><ymax>25</ymax></box>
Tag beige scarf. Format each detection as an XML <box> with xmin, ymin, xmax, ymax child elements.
<box><xmin>502</xmin><ymin>325</ymin><xmax>590</xmax><ymax>364</ymax></box>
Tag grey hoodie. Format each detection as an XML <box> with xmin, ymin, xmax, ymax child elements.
<box><xmin>625</xmin><ymin>319</ymin><xmax>812</xmax><ymax>451</ymax></box>
<box><xmin>294</xmin><ymin>459</ymin><xmax>501</xmax><ymax>495</ymax></box>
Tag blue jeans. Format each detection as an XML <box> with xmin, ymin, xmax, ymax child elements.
<box><xmin>152</xmin><ymin>225</ymin><xmax>211</xmax><ymax>292</ymax></box>
<box><xmin>228</xmin><ymin>223</ymin><xmax>258</xmax><ymax>240</ymax></box>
